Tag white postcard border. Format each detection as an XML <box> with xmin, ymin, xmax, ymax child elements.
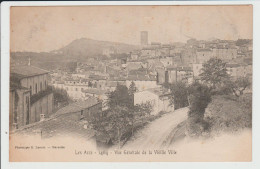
<box><xmin>1</xmin><ymin>1</ymin><xmax>260</xmax><ymax>169</ymax></box>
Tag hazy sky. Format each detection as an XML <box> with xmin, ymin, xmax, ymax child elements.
<box><xmin>10</xmin><ymin>5</ymin><xmax>252</xmax><ymax>52</ymax></box>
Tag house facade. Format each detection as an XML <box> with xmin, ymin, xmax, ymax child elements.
<box><xmin>134</xmin><ymin>88</ymin><xmax>173</xmax><ymax>115</ymax></box>
<box><xmin>10</xmin><ymin>65</ymin><xmax>53</xmax><ymax>130</ymax></box>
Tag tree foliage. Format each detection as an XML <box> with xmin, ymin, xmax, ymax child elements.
<box><xmin>186</xmin><ymin>82</ymin><xmax>212</xmax><ymax>137</ymax></box>
<box><xmin>169</xmin><ymin>81</ymin><xmax>189</xmax><ymax>109</ymax></box>
<box><xmin>91</xmin><ymin>83</ymin><xmax>153</xmax><ymax>148</ymax></box>
<box><xmin>224</xmin><ymin>77</ymin><xmax>251</xmax><ymax>97</ymax></box>
<box><xmin>107</xmin><ymin>84</ymin><xmax>131</xmax><ymax>109</ymax></box>
<box><xmin>52</xmin><ymin>87</ymin><xmax>71</xmax><ymax>108</ymax></box>
<box><xmin>200</xmin><ymin>58</ymin><xmax>229</xmax><ymax>88</ymax></box>
<box><xmin>188</xmin><ymin>82</ymin><xmax>212</xmax><ymax>119</ymax></box>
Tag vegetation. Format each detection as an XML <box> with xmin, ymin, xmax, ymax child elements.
<box><xmin>186</xmin><ymin>82</ymin><xmax>212</xmax><ymax>136</ymax></box>
<box><xmin>52</xmin><ymin>87</ymin><xmax>72</xmax><ymax>110</ymax></box>
<box><xmin>224</xmin><ymin>77</ymin><xmax>251</xmax><ymax>97</ymax></box>
<box><xmin>107</xmin><ymin>84</ymin><xmax>132</xmax><ymax>109</ymax></box>
<box><xmin>167</xmin><ymin>81</ymin><xmax>189</xmax><ymax>110</ymax></box>
<box><xmin>165</xmin><ymin>58</ymin><xmax>252</xmax><ymax>137</ymax></box>
<box><xmin>89</xmin><ymin>82</ymin><xmax>153</xmax><ymax>148</ymax></box>
<box><xmin>200</xmin><ymin>58</ymin><xmax>229</xmax><ymax>89</ymax></box>
<box><xmin>206</xmin><ymin>94</ymin><xmax>252</xmax><ymax>133</ymax></box>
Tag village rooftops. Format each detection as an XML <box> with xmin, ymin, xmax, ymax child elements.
<box><xmin>126</xmin><ymin>74</ymin><xmax>157</xmax><ymax>81</ymax></box>
<box><xmin>10</xmin><ymin>65</ymin><xmax>49</xmax><ymax>79</ymax></box>
<box><xmin>13</xmin><ymin>111</ymin><xmax>95</xmax><ymax>140</ymax></box>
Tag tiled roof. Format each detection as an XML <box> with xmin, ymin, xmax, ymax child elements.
<box><xmin>14</xmin><ymin>113</ymin><xmax>95</xmax><ymax>140</ymax></box>
<box><xmin>10</xmin><ymin>65</ymin><xmax>48</xmax><ymax>78</ymax></box>
<box><xmin>126</xmin><ymin>74</ymin><xmax>157</xmax><ymax>81</ymax></box>
<box><xmin>55</xmin><ymin>97</ymin><xmax>100</xmax><ymax>116</ymax></box>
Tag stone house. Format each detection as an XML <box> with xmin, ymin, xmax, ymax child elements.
<box><xmin>10</xmin><ymin>65</ymin><xmax>53</xmax><ymax>130</ymax></box>
<box><xmin>134</xmin><ymin>87</ymin><xmax>173</xmax><ymax>115</ymax></box>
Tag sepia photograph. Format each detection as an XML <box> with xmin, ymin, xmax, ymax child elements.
<box><xmin>6</xmin><ymin>4</ymin><xmax>253</xmax><ymax>162</ymax></box>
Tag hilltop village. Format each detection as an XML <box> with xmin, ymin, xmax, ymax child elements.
<box><xmin>10</xmin><ymin>32</ymin><xmax>252</xmax><ymax>148</ymax></box>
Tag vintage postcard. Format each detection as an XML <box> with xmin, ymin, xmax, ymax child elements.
<box><xmin>8</xmin><ymin>5</ymin><xmax>252</xmax><ymax>162</ymax></box>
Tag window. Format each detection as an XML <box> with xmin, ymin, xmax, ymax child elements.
<box><xmin>35</xmin><ymin>83</ymin><xmax>38</xmax><ymax>93</ymax></box>
<box><xmin>40</xmin><ymin>82</ymin><xmax>42</xmax><ymax>91</ymax></box>
<box><xmin>30</xmin><ymin>86</ymin><xmax>32</xmax><ymax>95</ymax></box>
<box><xmin>45</xmin><ymin>81</ymin><xmax>47</xmax><ymax>89</ymax></box>
<box><xmin>75</xmin><ymin>88</ymin><xmax>78</xmax><ymax>91</ymax></box>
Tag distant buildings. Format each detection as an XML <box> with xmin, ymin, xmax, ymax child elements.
<box><xmin>46</xmin><ymin>37</ymin><xmax>252</xmax><ymax>117</ymax></box>
<box><xmin>102</xmin><ymin>46</ymin><xmax>117</xmax><ymax>57</ymax></box>
<box><xmin>126</xmin><ymin>74</ymin><xmax>158</xmax><ymax>92</ymax></box>
<box><xmin>10</xmin><ymin>65</ymin><xmax>53</xmax><ymax>130</ymax></box>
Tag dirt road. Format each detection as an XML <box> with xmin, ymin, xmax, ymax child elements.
<box><xmin>123</xmin><ymin>107</ymin><xmax>188</xmax><ymax>150</ymax></box>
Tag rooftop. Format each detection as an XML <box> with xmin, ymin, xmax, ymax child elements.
<box><xmin>13</xmin><ymin>113</ymin><xmax>95</xmax><ymax>140</ymax></box>
<box><xmin>55</xmin><ymin>97</ymin><xmax>100</xmax><ymax>116</ymax></box>
<box><xmin>10</xmin><ymin>65</ymin><xmax>49</xmax><ymax>79</ymax></box>
<box><xmin>126</xmin><ymin>74</ymin><xmax>157</xmax><ymax>81</ymax></box>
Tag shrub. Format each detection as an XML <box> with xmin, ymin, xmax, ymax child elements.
<box><xmin>205</xmin><ymin>94</ymin><xmax>252</xmax><ymax>133</ymax></box>
<box><xmin>186</xmin><ymin>82</ymin><xmax>212</xmax><ymax>137</ymax></box>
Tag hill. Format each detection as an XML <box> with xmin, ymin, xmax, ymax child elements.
<box><xmin>10</xmin><ymin>38</ymin><xmax>140</xmax><ymax>70</ymax></box>
<box><xmin>51</xmin><ymin>38</ymin><xmax>140</xmax><ymax>58</ymax></box>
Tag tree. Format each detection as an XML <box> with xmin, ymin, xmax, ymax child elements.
<box><xmin>107</xmin><ymin>106</ymin><xmax>132</xmax><ymax>149</ymax></box>
<box><xmin>169</xmin><ymin>81</ymin><xmax>189</xmax><ymax>109</ymax></box>
<box><xmin>186</xmin><ymin>82</ymin><xmax>212</xmax><ymax>136</ymax></box>
<box><xmin>107</xmin><ymin>84</ymin><xmax>131</xmax><ymax>109</ymax></box>
<box><xmin>52</xmin><ymin>87</ymin><xmax>71</xmax><ymax>109</ymax></box>
<box><xmin>188</xmin><ymin>82</ymin><xmax>212</xmax><ymax>119</ymax></box>
<box><xmin>200</xmin><ymin>58</ymin><xmax>229</xmax><ymax>89</ymax></box>
<box><xmin>225</xmin><ymin>77</ymin><xmax>251</xmax><ymax>97</ymax></box>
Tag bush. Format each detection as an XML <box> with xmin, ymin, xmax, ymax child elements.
<box><xmin>205</xmin><ymin>94</ymin><xmax>252</xmax><ymax>133</ymax></box>
<box><xmin>186</xmin><ymin>116</ymin><xmax>210</xmax><ymax>137</ymax></box>
<box><xmin>188</xmin><ymin>82</ymin><xmax>212</xmax><ymax>119</ymax></box>
<box><xmin>186</xmin><ymin>82</ymin><xmax>212</xmax><ymax>137</ymax></box>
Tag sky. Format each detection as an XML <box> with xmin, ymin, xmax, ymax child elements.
<box><xmin>10</xmin><ymin>5</ymin><xmax>253</xmax><ymax>52</ymax></box>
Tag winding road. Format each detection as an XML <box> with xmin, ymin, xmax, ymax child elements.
<box><xmin>123</xmin><ymin>107</ymin><xmax>188</xmax><ymax>150</ymax></box>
